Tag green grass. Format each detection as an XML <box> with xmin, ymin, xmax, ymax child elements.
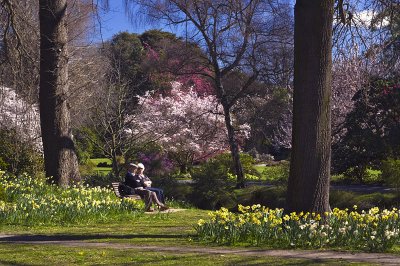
<box><xmin>253</xmin><ymin>165</ymin><xmax>266</xmax><ymax>175</ymax></box>
<box><xmin>253</xmin><ymin>164</ymin><xmax>289</xmax><ymax>183</ymax></box>
<box><xmin>90</xmin><ymin>158</ymin><xmax>112</xmax><ymax>174</ymax></box>
<box><xmin>90</xmin><ymin>158</ymin><xmax>112</xmax><ymax>165</ymax></box>
<box><xmin>0</xmin><ymin>209</ymin><xmax>382</xmax><ymax>265</ymax></box>
<box><xmin>0</xmin><ymin>244</ymin><xmax>360</xmax><ymax>266</ymax></box>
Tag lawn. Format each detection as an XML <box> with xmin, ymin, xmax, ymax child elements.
<box><xmin>0</xmin><ymin>209</ymin><xmax>381</xmax><ymax>265</ymax></box>
<box><xmin>0</xmin><ymin>243</ymin><xmax>348</xmax><ymax>265</ymax></box>
<box><xmin>90</xmin><ymin>158</ymin><xmax>112</xmax><ymax>174</ymax></box>
<box><xmin>1</xmin><ymin>169</ymin><xmax>399</xmax><ymax>265</ymax></box>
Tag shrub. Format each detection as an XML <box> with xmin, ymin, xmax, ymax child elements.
<box><xmin>83</xmin><ymin>172</ymin><xmax>119</xmax><ymax>188</ymax></box>
<box><xmin>235</xmin><ymin>186</ymin><xmax>286</xmax><ymax>209</ymax></box>
<box><xmin>0</xmin><ymin>127</ymin><xmax>43</xmax><ymax>177</ymax></box>
<box><xmin>151</xmin><ymin>174</ymin><xmax>193</xmax><ymax>202</ymax></box>
<box><xmin>74</xmin><ymin>127</ymin><xmax>104</xmax><ymax>164</ymax></box>
<box><xmin>381</xmin><ymin>158</ymin><xmax>400</xmax><ymax>195</ymax></box>
<box><xmin>188</xmin><ymin>152</ymin><xmax>261</xmax><ymax>209</ymax></box>
<box><xmin>262</xmin><ymin>161</ymin><xmax>289</xmax><ymax>185</ymax></box>
<box><xmin>79</xmin><ymin>160</ymin><xmax>96</xmax><ymax>176</ymax></box>
<box><xmin>190</xmin><ymin>161</ymin><xmax>235</xmax><ymax>209</ymax></box>
<box><xmin>330</xmin><ymin>190</ymin><xmax>398</xmax><ymax>210</ymax></box>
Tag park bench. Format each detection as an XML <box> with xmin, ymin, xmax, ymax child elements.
<box><xmin>111</xmin><ymin>182</ymin><xmax>141</xmax><ymax>200</ymax></box>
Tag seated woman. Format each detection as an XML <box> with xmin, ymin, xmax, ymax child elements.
<box><xmin>123</xmin><ymin>163</ymin><xmax>168</xmax><ymax>212</ymax></box>
<box><xmin>135</xmin><ymin>163</ymin><xmax>166</xmax><ymax>204</ymax></box>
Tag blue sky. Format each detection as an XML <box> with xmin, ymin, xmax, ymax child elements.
<box><xmin>94</xmin><ymin>1</ymin><xmax>182</xmax><ymax>42</ymax></box>
<box><xmin>96</xmin><ymin>1</ymin><xmax>142</xmax><ymax>40</ymax></box>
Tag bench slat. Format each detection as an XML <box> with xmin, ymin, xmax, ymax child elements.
<box><xmin>111</xmin><ymin>182</ymin><xmax>141</xmax><ymax>200</ymax></box>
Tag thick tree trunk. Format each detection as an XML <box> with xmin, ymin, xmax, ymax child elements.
<box><xmin>39</xmin><ymin>0</ymin><xmax>80</xmax><ymax>187</ymax></box>
<box><xmin>286</xmin><ymin>0</ymin><xmax>334</xmax><ymax>213</ymax></box>
<box><xmin>222</xmin><ymin>101</ymin><xmax>245</xmax><ymax>188</ymax></box>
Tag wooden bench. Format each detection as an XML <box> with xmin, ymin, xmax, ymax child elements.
<box><xmin>111</xmin><ymin>182</ymin><xmax>141</xmax><ymax>200</ymax></box>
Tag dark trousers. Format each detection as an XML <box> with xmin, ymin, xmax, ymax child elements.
<box><xmin>146</xmin><ymin>187</ymin><xmax>165</xmax><ymax>204</ymax></box>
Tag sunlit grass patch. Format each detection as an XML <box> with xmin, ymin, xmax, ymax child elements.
<box><xmin>0</xmin><ymin>243</ymin><xmax>363</xmax><ymax>265</ymax></box>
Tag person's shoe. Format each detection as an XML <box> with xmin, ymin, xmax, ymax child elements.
<box><xmin>160</xmin><ymin>205</ymin><xmax>169</xmax><ymax>211</ymax></box>
<box><xmin>145</xmin><ymin>207</ymin><xmax>155</xmax><ymax>212</ymax></box>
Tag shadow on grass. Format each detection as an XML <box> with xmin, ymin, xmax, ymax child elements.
<box><xmin>0</xmin><ymin>260</ymin><xmax>32</xmax><ymax>266</ymax></box>
<box><xmin>0</xmin><ymin>233</ymin><xmax>195</xmax><ymax>242</ymax></box>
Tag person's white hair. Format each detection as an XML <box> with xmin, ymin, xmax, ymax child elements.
<box><xmin>129</xmin><ymin>163</ymin><xmax>138</xmax><ymax>168</ymax></box>
<box><xmin>137</xmin><ymin>163</ymin><xmax>145</xmax><ymax>169</ymax></box>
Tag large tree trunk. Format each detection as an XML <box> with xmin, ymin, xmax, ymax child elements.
<box><xmin>39</xmin><ymin>0</ymin><xmax>80</xmax><ymax>187</ymax></box>
<box><xmin>286</xmin><ymin>0</ymin><xmax>334</xmax><ymax>213</ymax></box>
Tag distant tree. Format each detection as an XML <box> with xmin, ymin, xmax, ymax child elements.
<box><xmin>83</xmin><ymin>75</ymin><xmax>138</xmax><ymax>178</ymax></box>
<box><xmin>133</xmin><ymin>0</ymin><xmax>291</xmax><ymax>187</ymax></box>
<box><xmin>105</xmin><ymin>32</ymin><xmax>145</xmax><ymax>95</ymax></box>
<box><xmin>287</xmin><ymin>0</ymin><xmax>334</xmax><ymax>214</ymax></box>
<box><xmin>332</xmin><ymin>77</ymin><xmax>400</xmax><ymax>181</ymax></box>
<box><xmin>129</xmin><ymin>83</ymin><xmax>232</xmax><ymax>173</ymax></box>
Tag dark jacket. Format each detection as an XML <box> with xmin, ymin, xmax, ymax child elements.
<box><xmin>119</xmin><ymin>172</ymin><xmax>144</xmax><ymax>196</ymax></box>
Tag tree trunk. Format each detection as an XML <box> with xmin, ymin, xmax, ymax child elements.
<box><xmin>286</xmin><ymin>0</ymin><xmax>334</xmax><ymax>213</ymax></box>
<box><xmin>111</xmin><ymin>149</ymin><xmax>121</xmax><ymax>178</ymax></box>
<box><xmin>222</xmin><ymin>101</ymin><xmax>245</xmax><ymax>188</ymax></box>
<box><xmin>39</xmin><ymin>0</ymin><xmax>80</xmax><ymax>187</ymax></box>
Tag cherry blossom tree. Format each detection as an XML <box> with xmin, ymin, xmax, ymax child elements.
<box><xmin>0</xmin><ymin>86</ymin><xmax>42</xmax><ymax>175</ymax></box>
<box><xmin>0</xmin><ymin>86</ymin><xmax>41</xmax><ymax>148</ymax></box>
<box><xmin>128</xmin><ymin>82</ymin><xmax>249</xmax><ymax>173</ymax></box>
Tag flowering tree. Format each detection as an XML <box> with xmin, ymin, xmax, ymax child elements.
<box><xmin>133</xmin><ymin>0</ymin><xmax>291</xmax><ymax>187</ymax></box>
<box><xmin>331</xmin><ymin>52</ymin><xmax>368</xmax><ymax>142</ymax></box>
<box><xmin>0</xmin><ymin>87</ymin><xmax>42</xmax><ymax>175</ymax></box>
<box><xmin>129</xmin><ymin>83</ymin><xmax>249</xmax><ymax>173</ymax></box>
<box><xmin>0</xmin><ymin>87</ymin><xmax>41</xmax><ymax>148</ymax></box>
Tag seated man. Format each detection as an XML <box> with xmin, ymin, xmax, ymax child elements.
<box><xmin>123</xmin><ymin>163</ymin><xmax>167</xmax><ymax>212</ymax></box>
<box><xmin>135</xmin><ymin>163</ymin><xmax>166</xmax><ymax>204</ymax></box>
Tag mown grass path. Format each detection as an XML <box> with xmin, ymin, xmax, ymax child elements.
<box><xmin>1</xmin><ymin>234</ymin><xmax>400</xmax><ymax>265</ymax></box>
<box><xmin>1</xmin><ymin>209</ymin><xmax>400</xmax><ymax>265</ymax></box>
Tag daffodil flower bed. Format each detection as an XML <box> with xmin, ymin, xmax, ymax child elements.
<box><xmin>195</xmin><ymin>204</ymin><xmax>400</xmax><ymax>251</ymax></box>
<box><xmin>0</xmin><ymin>171</ymin><xmax>143</xmax><ymax>225</ymax></box>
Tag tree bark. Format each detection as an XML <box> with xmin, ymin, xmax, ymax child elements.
<box><xmin>221</xmin><ymin>100</ymin><xmax>245</xmax><ymax>188</ymax></box>
<box><xmin>286</xmin><ymin>0</ymin><xmax>334</xmax><ymax>213</ymax></box>
<box><xmin>39</xmin><ymin>0</ymin><xmax>80</xmax><ymax>187</ymax></box>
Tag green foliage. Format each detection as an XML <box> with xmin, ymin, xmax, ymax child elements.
<box><xmin>0</xmin><ymin>127</ymin><xmax>43</xmax><ymax>177</ymax></box>
<box><xmin>74</xmin><ymin>127</ymin><xmax>103</xmax><ymax>164</ymax></box>
<box><xmin>190</xmin><ymin>153</ymin><xmax>258</xmax><ymax>209</ymax></box>
<box><xmin>139</xmin><ymin>29</ymin><xmax>178</xmax><ymax>49</ymax></box>
<box><xmin>152</xmin><ymin>174</ymin><xmax>193</xmax><ymax>202</ymax></box>
<box><xmin>333</xmin><ymin>77</ymin><xmax>400</xmax><ymax>182</ymax></box>
<box><xmin>108</xmin><ymin>32</ymin><xmax>144</xmax><ymax>82</ymax></box>
<box><xmin>190</xmin><ymin>163</ymin><xmax>234</xmax><ymax>210</ymax></box>
<box><xmin>381</xmin><ymin>158</ymin><xmax>400</xmax><ymax>195</ymax></box>
<box><xmin>330</xmin><ymin>190</ymin><xmax>398</xmax><ymax>210</ymax></box>
<box><xmin>333</xmin><ymin>168</ymin><xmax>383</xmax><ymax>185</ymax></box>
<box><xmin>261</xmin><ymin>161</ymin><xmax>289</xmax><ymax>185</ymax></box>
<box><xmin>82</xmin><ymin>172</ymin><xmax>120</xmax><ymax>188</ymax></box>
<box><xmin>234</xmin><ymin>186</ymin><xmax>286</xmax><ymax>209</ymax></box>
<box><xmin>208</xmin><ymin>152</ymin><xmax>259</xmax><ymax>177</ymax></box>
<box><xmin>78</xmin><ymin>160</ymin><xmax>96</xmax><ymax>177</ymax></box>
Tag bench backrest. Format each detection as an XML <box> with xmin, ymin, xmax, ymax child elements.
<box><xmin>111</xmin><ymin>182</ymin><xmax>122</xmax><ymax>198</ymax></box>
<box><xmin>111</xmin><ymin>182</ymin><xmax>141</xmax><ymax>200</ymax></box>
